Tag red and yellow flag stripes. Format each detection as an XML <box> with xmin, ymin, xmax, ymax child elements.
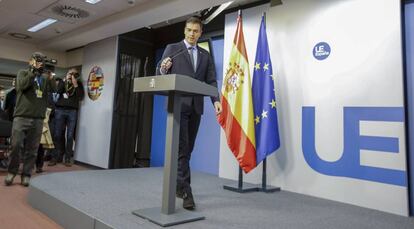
<box><xmin>218</xmin><ymin>13</ymin><xmax>257</xmax><ymax>173</ymax></box>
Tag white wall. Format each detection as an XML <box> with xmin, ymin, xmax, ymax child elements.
<box><xmin>0</xmin><ymin>37</ymin><xmax>67</xmax><ymax>67</ymax></box>
<box><xmin>0</xmin><ymin>37</ymin><xmax>84</xmax><ymax>69</ymax></box>
<box><xmin>75</xmin><ymin>36</ymin><xmax>118</xmax><ymax>168</ymax></box>
<box><xmin>220</xmin><ymin>0</ymin><xmax>408</xmax><ymax>216</ymax></box>
<box><xmin>66</xmin><ymin>48</ymin><xmax>84</xmax><ymax>67</ymax></box>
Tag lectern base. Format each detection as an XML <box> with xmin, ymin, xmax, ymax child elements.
<box><xmin>132</xmin><ymin>207</ymin><xmax>205</xmax><ymax>227</ymax></box>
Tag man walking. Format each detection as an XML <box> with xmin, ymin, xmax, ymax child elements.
<box><xmin>158</xmin><ymin>16</ymin><xmax>222</xmax><ymax>210</ymax></box>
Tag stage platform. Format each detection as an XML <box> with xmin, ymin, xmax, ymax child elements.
<box><xmin>28</xmin><ymin>168</ymin><xmax>414</xmax><ymax>229</ymax></box>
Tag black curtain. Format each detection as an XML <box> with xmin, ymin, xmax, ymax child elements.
<box><xmin>109</xmin><ymin>52</ymin><xmax>154</xmax><ymax>168</ymax></box>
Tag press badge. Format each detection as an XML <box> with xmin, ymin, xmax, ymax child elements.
<box><xmin>63</xmin><ymin>93</ymin><xmax>69</xmax><ymax>99</ymax></box>
<box><xmin>35</xmin><ymin>89</ymin><xmax>43</xmax><ymax>98</ymax></box>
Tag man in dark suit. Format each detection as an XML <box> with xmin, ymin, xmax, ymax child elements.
<box><xmin>158</xmin><ymin>16</ymin><xmax>222</xmax><ymax>210</ymax></box>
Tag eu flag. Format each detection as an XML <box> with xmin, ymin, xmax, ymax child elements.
<box><xmin>252</xmin><ymin>15</ymin><xmax>281</xmax><ymax>164</ymax></box>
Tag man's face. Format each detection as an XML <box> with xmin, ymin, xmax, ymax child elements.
<box><xmin>184</xmin><ymin>22</ymin><xmax>202</xmax><ymax>46</ymax></box>
<box><xmin>30</xmin><ymin>58</ymin><xmax>44</xmax><ymax>69</ymax></box>
<box><xmin>66</xmin><ymin>69</ymin><xmax>78</xmax><ymax>80</ymax></box>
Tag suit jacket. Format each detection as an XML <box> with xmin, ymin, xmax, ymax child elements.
<box><xmin>158</xmin><ymin>41</ymin><xmax>219</xmax><ymax>114</ymax></box>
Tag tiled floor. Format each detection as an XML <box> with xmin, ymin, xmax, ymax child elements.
<box><xmin>0</xmin><ymin>162</ymin><xmax>89</xmax><ymax>229</ymax></box>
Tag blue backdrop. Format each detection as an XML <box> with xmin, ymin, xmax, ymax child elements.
<box><xmin>405</xmin><ymin>1</ymin><xmax>414</xmax><ymax>215</ymax></box>
<box><xmin>150</xmin><ymin>37</ymin><xmax>224</xmax><ymax>175</ymax></box>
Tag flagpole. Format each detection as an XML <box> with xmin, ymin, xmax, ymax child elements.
<box><xmin>263</xmin><ymin>11</ymin><xmax>266</xmax><ymax>22</ymax></box>
<box><xmin>221</xmin><ymin>8</ymin><xmax>259</xmax><ymax>193</ymax></box>
<box><xmin>262</xmin><ymin>158</ymin><xmax>267</xmax><ymax>189</ymax></box>
<box><xmin>257</xmin><ymin>11</ymin><xmax>280</xmax><ymax>193</ymax></box>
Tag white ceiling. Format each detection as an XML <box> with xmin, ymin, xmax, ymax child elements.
<box><xmin>0</xmin><ymin>0</ymin><xmax>258</xmax><ymax>51</ymax></box>
<box><xmin>0</xmin><ymin>0</ymin><xmax>145</xmax><ymax>43</ymax></box>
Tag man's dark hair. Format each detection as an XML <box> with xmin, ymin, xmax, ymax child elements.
<box><xmin>186</xmin><ymin>16</ymin><xmax>203</xmax><ymax>30</ymax></box>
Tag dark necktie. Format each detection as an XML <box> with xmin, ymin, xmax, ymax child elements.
<box><xmin>188</xmin><ymin>47</ymin><xmax>196</xmax><ymax>71</ymax></box>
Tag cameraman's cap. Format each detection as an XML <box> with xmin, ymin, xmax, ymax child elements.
<box><xmin>31</xmin><ymin>52</ymin><xmax>46</xmax><ymax>62</ymax></box>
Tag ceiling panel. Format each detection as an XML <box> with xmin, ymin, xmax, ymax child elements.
<box><xmin>0</xmin><ymin>13</ymin><xmax>49</xmax><ymax>42</ymax></box>
<box><xmin>0</xmin><ymin>0</ymin><xmax>260</xmax><ymax>50</ymax></box>
<box><xmin>93</xmin><ymin>0</ymin><xmax>148</xmax><ymax>12</ymax></box>
<box><xmin>0</xmin><ymin>0</ymin><xmax>57</xmax><ymax>14</ymax></box>
<box><xmin>0</xmin><ymin>8</ymin><xmax>19</xmax><ymax>32</ymax></box>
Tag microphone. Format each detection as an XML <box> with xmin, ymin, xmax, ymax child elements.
<box><xmin>169</xmin><ymin>48</ymin><xmax>188</xmax><ymax>60</ymax></box>
<box><xmin>143</xmin><ymin>56</ymin><xmax>149</xmax><ymax>77</ymax></box>
<box><xmin>158</xmin><ymin>47</ymin><xmax>191</xmax><ymax>74</ymax></box>
<box><xmin>155</xmin><ymin>58</ymin><xmax>164</xmax><ymax>75</ymax></box>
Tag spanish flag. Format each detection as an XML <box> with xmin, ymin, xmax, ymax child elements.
<box><xmin>218</xmin><ymin>11</ymin><xmax>257</xmax><ymax>173</ymax></box>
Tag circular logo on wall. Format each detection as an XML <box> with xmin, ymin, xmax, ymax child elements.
<box><xmin>313</xmin><ymin>42</ymin><xmax>331</xmax><ymax>60</ymax></box>
<box><xmin>87</xmin><ymin>66</ymin><xmax>104</xmax><ymax>101</ymax></box>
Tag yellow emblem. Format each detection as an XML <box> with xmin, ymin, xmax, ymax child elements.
<box><xmin>224</xmin><ymin>62</ymin><xmax>244</xmax><ymax>94</ymax></box>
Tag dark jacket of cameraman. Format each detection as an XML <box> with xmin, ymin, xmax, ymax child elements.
<box><xmin>14</xmin><ymin>69</ymin><xmax>56</xmax><ymax>119</ymax></box>
<box><xmin>55</xmin><ymin>79</ymin><xmax>84</xmax><ymax>109</ymax></box>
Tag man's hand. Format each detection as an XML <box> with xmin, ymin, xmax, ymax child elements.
<box><xmin>214</xmin><ymin>101</ymin><xmax>222</xmax><ymax>115</ymax></box>
<box><xmin>160</xmin><ymin>57</ymin><xmax>172</xmax><ymax>74</ymax></box>
<box><xmin>34</xmin><ymin>61</ymin><xmax>43</xmax><ymax>70</ymax></box>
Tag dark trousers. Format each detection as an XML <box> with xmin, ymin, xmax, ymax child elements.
<box><xmin>36</xmin><ymin>144</ymin><xmax>44</xmax><ymax>169</ymax></box>
<box><xmin>7</xmin><ymin>117</ymin><xmax>43</xmax><ymax>177</ymax></box>
<box><xmin>54</xmin><ymin>109</ymin><xmax>77</xmax><ymax>160</ymax></box>
<box><xmin>48</xmin><ymin>113</ymin><xmax>59</xmax><ymax>161</ymax></box>
<box><xmin>177</xmin><ymin>107</ymin><xmax>201</xmax><ymax>195</ymax></box>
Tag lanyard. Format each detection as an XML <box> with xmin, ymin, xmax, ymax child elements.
<box><xmin>34</xmin><ymin>76</ymin><xmax>43</xmax><ymax>91</ymax></box>
<box><xmin>34</xmin><ymin>76</ymin><xmax>43</xmax><ymax>98</ymax></box>
<box><xmin>65</xmin><ymin>80</ymin><xmax>75</xmax><ymax>97</ymax></box>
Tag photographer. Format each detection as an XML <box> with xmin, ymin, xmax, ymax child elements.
<box><xmin>4</xmin><ymin>52</ymin><xmax>56</xmax><ymax>187</ymax></box>
<box><xmin>49</xmin><ymin>68</ymin><xmax>84</xmax><ymax>167</ymax></box>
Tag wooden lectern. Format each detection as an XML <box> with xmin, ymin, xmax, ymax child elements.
<box><xmin>132</xmin><ymin>74</ymin><xmax>218</xmax><ymax>227</ymax></box>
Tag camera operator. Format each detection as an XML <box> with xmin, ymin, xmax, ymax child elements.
<box><xmin>4</xmin><ymin>52</ymin><xmax>56</xmax><ymax>187</ymax></box>
<box><xmin>49</xmin><ymin>68</ymin><xmax>84</xmax><ymax>167</ymax></box>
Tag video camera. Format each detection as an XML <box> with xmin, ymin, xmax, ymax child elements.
<box><xmin>31</xmin><ymin>52</ymin><xmax>58</xmax><ymax>75</ymax></box>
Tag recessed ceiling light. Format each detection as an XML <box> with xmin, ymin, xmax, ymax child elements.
<box><xmin>9</xmin><ymin>33</ymin><xmax>31</xmax><ymax>39</ymax></box>
<box><xmin>85</xmin><ymin>0</ymin><xmax>102</xmax><ymax>4</ymax></box>
<box><xmin>28</xmin><ymin>18</ymin><xmax>57</xmax><ymax>32</ymax></box>
<box><xmin>203</xmin><ymin>1</ymin><xmax>234</xmax><ymax>24</ymax></box>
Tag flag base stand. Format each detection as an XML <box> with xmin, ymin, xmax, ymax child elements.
<box><xmin>223</xmin><ymin>184</ymin><xmax>259</xmax><ymax>193</ymax></box>
<box><xmin>257</xmin><ymin>186</ymin><xmax>280</xmax><ymax>193</ymax></box>
<box><xmin>257</xmin><ymin>158</ymin><xmax>281</xmax><ymax>193</ymax></box>
<box><xmin>224</xmin><ymin>159</ymin><xmax>281</xmax><ymax>194</ymax></box>
<box><xmin>223</xmin><ymin>167</ymin><xmax>259</xmax><ymax>193</ymax></box>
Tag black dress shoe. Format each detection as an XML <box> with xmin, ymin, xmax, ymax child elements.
<box><xmin>36</xmin><ymin>168</ymin><xmax>43</xmax><ymax>173</ymax></box>
<box><xmin>183</xmin><ymin>192</ymin><xmax>195</xmax><ymax>210</ymax></box>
